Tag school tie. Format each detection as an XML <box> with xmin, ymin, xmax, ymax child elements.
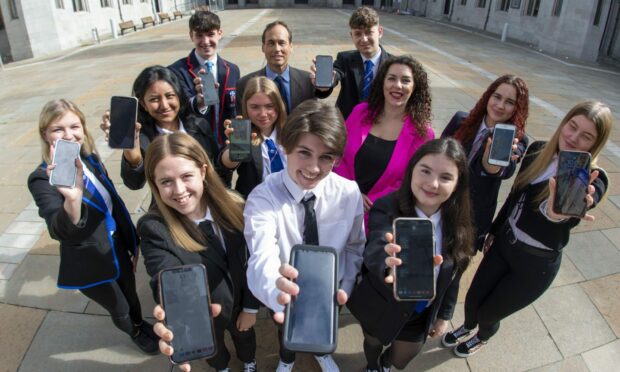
<box><xmin>301</xmin><ymin>194</ymin><xmax>319</xmax><ymax>245</ymax></box>
<box><xmin>415</xmin><ymin>300</ymin><xmax>428</xmax><ymax>313</ymax></box>
<box><xmin>361</xmin><ymin>59</ymin><xmax>374</xmax><ymax>100</ymax></box>
<box><xmin>265</xmin><ymin>138</ymin><xmax>284</xmax><ymax>173</ymax></box>
<box><xmin>274</xmin><ymin>75</ymin><xmax>290</xmax><ymax>114</ymax></box>
<box><xmin>206</xmin><ymin>60</ymin><xmax>214</xmax><ymax>73</ymax></box>
<box><xmin>198</xmin><ymin>220</ymin><xmax>227</xmax><ymax>261</ymax></box>
<box><xmin>468</xmin><ymin>127</ymin><xmax>491</xmax><ymax>164</ymax></box>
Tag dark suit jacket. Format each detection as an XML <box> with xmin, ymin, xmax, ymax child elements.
<box><xmin>236</xmin><ymin>65</ymin><xmax>317</xmax><ymax>114</ymax></box>
<box><xmin>120</xmin><ymin>115</ymin><xmax>222</xmax><ymax>190</ymax></box>
<box><xmin>441</xmin><ymin>111</ymin><xmax>529</xmax><ymax>249</ymax></box>
<box><xmin>328</xmin><ymin>46</ymin><xmax>392</xmax><ymax>119</ymax></box>
<box><xmin>28</xmin><ymin>154</ymin><xmax>138</xmax><ymax>289</ymax></box>
<box><xmin>218</xmin><ymin>142</ymin><xmax>263</xmax><ymax>199</ymax></box>
<box><xmin>138</xmin><ymin>213</ymin><xmax>260</xmax><ymax>328</ymax></box>
<box><xmin>347</xmin><ymin>194</ymin><xmax>460</xmax><ymax>344</ymax></box>
<box><xmin>169</xmin><ymin>50</ymin><xmax>240</xmax><ymax>146</ymax></box>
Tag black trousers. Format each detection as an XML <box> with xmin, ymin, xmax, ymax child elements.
<box><xmin>464</xmin><ymin>225</ymin><xmax>561</xmax><ymax>340</ymax></box>
<box><xmin>207</xmin><ymin>311</ymin><xmax>257</xmax><ymax>370</ymax></box>
<box><xmin>79</xmin><ymin>247</ymin><xmax>143</xmax><ymax>336</ymax></box>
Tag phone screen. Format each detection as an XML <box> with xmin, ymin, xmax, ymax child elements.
<box><xmin>159</xmin><ymin>264</ymin><xmax>216</xmax><ymax>364</ymax></box>
<box><xmin>283</xmin><ymin>245</ymin><xmax>338</xmax><ymax>354</ymax></box>
<box><xmin>315</xmin><ymin>55</ymin><xmax>333</xmax><ymax>88</ymax></box>
<box><xmin>199</xmin><ymin>72</ymin><xmax>219</xmax><ymax>106</ymax></box>
<box><xmin>394</xmin><ymin>218</ymin><xmax>435</xmax><ymax>301</ymax></box>
<box><xmin>109</xmin><ymin>96</ymin><xmax>138</xmax><ymax>149</ymax></box>
<box><xmin>489</xmin><ymin>125</ymin><xmax>516</xmax><ymax>166</ymax></box>
<box><xmin>554</xmin><ymin>150</ymin><xmax>591</xmax><ymax>217</ymax></box>
<box><xmin>229</xmin><ymin>119</ymin><xmax>252</xmax><ymax>162</ymax></box>
<box><xmin>49</xmin><ymin>139</ymin><xmax>81</xmax><ymax>187</ymax></box>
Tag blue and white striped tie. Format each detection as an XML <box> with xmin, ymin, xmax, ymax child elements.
<box><xmin>361</xmin><ymin>60</ymin><xmax>374</xmax><ymax>100</ymax></box>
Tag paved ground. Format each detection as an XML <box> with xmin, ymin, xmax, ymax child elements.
<box><xmin>0</xmin><ymin>7</ymin><xmax>619</xmax><ymax>372</ymax></box>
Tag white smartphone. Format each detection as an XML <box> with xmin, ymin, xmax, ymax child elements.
<box><xmin>488</xmin><ymin>123</ymin><xmax>516</xmax><ymax>167</ymax></box>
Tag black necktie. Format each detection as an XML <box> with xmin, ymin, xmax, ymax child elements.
<box><xmin>198</xmin><ymin>220</ymin><xmax>227</xmax><ymax>261</ymax></box>
<box><xmin>274</xmin><ymin>75</ymin><xmax>290</xmax><ymax>114</ymax></box>
<box><xmin>301</xmin><ymin>195</ymin><xmax>319</xmax><ymax>245</ymax></box>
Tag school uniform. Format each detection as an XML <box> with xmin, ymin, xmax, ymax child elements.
<box><xmin>138</xmin><ymin>211</ymin><xmax>260</xmax><ymax>370</ymax></box>
<box><xmin>347</xmin><ymin>193</ymin><xmax>461</xmax><ymax>345</ymax></box>
<box><xmin>441</xmin><ymin>111</ymin><xmax>529</xmax><ymax>249</ymax></box>
<box><xmin>169</xmin><ymin>50</ymin><xmax>240</xmax><ymax>146</ymax></box>
<box><xmin>463</xmin><ymin>141</ymin><xmax>608</xmax><ymax>341</ymax></box>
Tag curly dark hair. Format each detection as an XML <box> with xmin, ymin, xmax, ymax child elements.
<box><xmin>454</xmin><ymin>74</ymin><xmax>529</xmax><ymax>144</ymax></box>
<box><xmin>366</xmin><ymin>55</ymin><xmax>432</xmax><ymax>138</ymax></box>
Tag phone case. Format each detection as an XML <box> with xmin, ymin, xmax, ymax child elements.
<box><xmin>108</xmin><ymin>96</ymin><xmax>138</xmax><ymax>149</ymax></box>
<box><xmin>283</xmin><ymin>245</ymin><xmax>338</xmax><ymax>354</ymax></box>
<box><xmin>229</xmin><ymin>119</ymin><xmax>252</xmax><ymax>162</ymax></box>
<box><xmin>392</xmin><ymin>217</ymin><xmax>436</xmax><ymax>302</ymax></box>
<box><xmin>158</xmin><ymin>264</ymin><xmax>217</xmax><ymax>364</ymax></box>
<box><xmin>488</xmin><ymin>124</ymin><xmax>516</xmax><ymax>167</ymax></box>
<box><xmin>315</xmin><ymin>55</ymin><xmax>333</xmax><ymax>88</ymax></box>
<box><xmin>49</xmin><ymin>139</ymin><xmax>81</xmax><ymax>187</ymax></box>
<box><xmin>199</xmin><ymin>72</ymin><xmax>220</xmax><ymax>106</ymax></box>
<box><xmin>553</xmin><ymin>150</ymin><xmax>591</xmax><ymax>217</ymax></box>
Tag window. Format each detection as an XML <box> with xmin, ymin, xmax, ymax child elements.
<box><xmin>594</xmin><ymin>0</ymin><xmax>603</xmax><ymax>26</ymax></box>
<box><xmin>498</xmin><ymin>0</ymin><xmax>510</xmax><ymax>11</ymax></box>
<box><xmin>100</xmin><ymin>0</ymin><xmax>112</xmax><ymax>7</ymax></box>
<box><xmin>72</xmin><ymin>0</ymin><xmax>88</xmax><ymax>12</ymax></box>
<box><xmin>55</xmin><ymin>0</ymin><xmax>65</xmax><ymax>9</ymax></box>
<box><xmin>9</xmin><ymin>0</ymin><xmax>19</xmax><ymax>19</ymax></box>
<box><xmin>461</xmin><ymin>0</ymin><xmax>467</xmax><ymax>5</ymax></box>
<box><xmin>477</xmin><ymin>0</ymin><xmax>487</xmax><ymax>8</ymax></box>
<box><xmin>525</xmin><ymin>0</ymin><xmax>540</xmax><ymax>17</ymax></box>
<box><xmin>122</xmin><ymin>0</ymin><xmax>133</xmax><ymax>4</ymax></box>
<box><xmin>552</xmin><ymin>0</ymin><xmax>563</xmax><ymax>16</ymax></box>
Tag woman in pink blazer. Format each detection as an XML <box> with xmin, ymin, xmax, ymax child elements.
<box><xmin>335</xmin><ymin>55</ymin><xmax>434</xmax><ymax>227</ymax></box>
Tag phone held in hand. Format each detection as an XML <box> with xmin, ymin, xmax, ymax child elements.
<box><xmin>315</xmin><ymin>55</ymin><xmax>334</xmax><ymax>88</ymax></box>
<box><xmin>283</xmin><ymin>245</ymin><xmax>338</xmax><ymax>354</ymax></box>
<box><xmin>229</xmin><ymin>119</ymin><xmax>252</xmax><ymax>162</ymax></box>
<box><xmin>488</xmin><ymin>123</ymin><xmax>516</xmax><ymax>167</ymax></box>
<box><xmin>49</xmin><ymin>139</ymin><xmax>81</xmax><ymax>188</ymax></box>
<box><xmin>393</xmin><ymin>217</ymin><xmax>436</xmax><ymax>302</ymax></box>
<box><xmin>158</xmin><ymin>264</ymin><xmax>217</xmax><ymax>364</ymax></box>
<box><xmin>108</xmin><ymin>96</ymin><xmax>138</xmax><ymax>149</ymax></box>
<box><xmin>199</xmin><ymin>71</ymin><xmax>220</xmax><ymax>107</ymax></box>
<box><xmin>553</xmin><ymin>150</ymin><xmax>592</xmax><ymax>217</ymax></box>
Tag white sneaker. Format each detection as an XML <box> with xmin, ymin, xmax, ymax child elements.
<box><xmin>276</xmin><ymin>359</ymin><xmax>294</xmax><ymax>372</ymax></box>
<box><xmin>314</xmin><ymin>354</ymin><xmax>340</xmax><ymax>372</ymax></box>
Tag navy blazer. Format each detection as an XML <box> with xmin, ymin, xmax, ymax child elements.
<box><xmin>441</xmin><ymin>111</ymin><xmax>529</xmax><ymax>248</ymax></box>
<box><xmin>138</xmin><ymin>213</ymin><xmax>260</xmax><ymax>328</ymax></box>
<box><xmin>169</xmin><ymin>50</ymin><xmax>240</xmax><ymax>146</ymax></box>
<box><xmin>28</xmin><ymin>154</ymin><xmax>138</xmax><ymax>289</ymax></box>
<box><xmin>347</xmin><ymin>194</ymin><xmax>461</xmax><ymax>344</ymax></box>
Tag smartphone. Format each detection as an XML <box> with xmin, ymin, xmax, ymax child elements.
<box><xmin>315</xmin><ymin>55</ymin><xmax>333</xmax><ymax>88</ymax></box>
<box><xmin>109</xmin><ymin>96</ymin><xmax>138</xmax><ymax>149</ymax></box>
<box><xmin>199</xmin><ymin>71</ymin><xmax>220</xmax><ymax>106</ymax></box>
<box><xmin>553</xmin><ymin>150</ymin><xmax>592</xmax><ymax>217</ymax></box>
<box><xmin>49</xmin><ymin>139</ymin><xmax>81</xmax><ymax>187</ymax></box>
<box><xmin>488</xmin><ymin>124</ymin><xmax>516</xmax><ymax>167</ymax></box>
<box><xmin>229</xmin><ymin>119</ymin><xmax>252</xmax><ymax>162</ymax></box>
<box><xmin>393</xmin><ymin>218</ymin><xmax>435</xmax><ymax>301</ymax></box>
<box><xmin>158</xmin><ymin>264</ymin><xmax>217</xmax><ymax>364</ymax></box>
<box><xmin>283</xmin><ymin>245</ymin><xmax>338</xmax><ymax>354</ymax></box>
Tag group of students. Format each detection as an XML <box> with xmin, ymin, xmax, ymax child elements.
<box><xmin>27</xmin><ymin>5</ymin><xmax>613</xmax><ymax>372</ymax></box>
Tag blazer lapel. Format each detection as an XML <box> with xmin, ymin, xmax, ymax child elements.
<box><xmin>352</xmin><ymin>53</ymin><xmax>365</xmax><ymax>96</ymax></box>
<box><xmin>289</xmin><ymin>68</ymin><xmax>304</xmax><ymax>109</ymax></box>
<box><xmin>217</xmin><ymin>56</ymin><xmax>227</xmax><ymax>98</ymax></box>
<box><xmin>252</xmin><ymin>143</ymin><xmax>263</xmax><ymax>181</ymax></box>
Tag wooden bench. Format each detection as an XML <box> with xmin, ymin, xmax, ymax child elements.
<box><xmin>141</xmin><ymin>16</ymin><xmax>155</xmax><ymax>28</ymax></box>
<box><xmin>119</xmin><ymin>20</ymin><xmax>136</xmax><ymax>35</ymax></box>
<box><xmin>173</xmin><ymin>10</ymin><xmax>183</xmax><ymax>19</ymax></box>
<box><xmin>158</xmin><ymin>12</ymin><xmax>171</xmax><ymax>23</ymax></box>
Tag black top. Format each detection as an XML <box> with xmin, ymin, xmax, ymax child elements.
<box><xmin>354</xmin><ymin>133</ymin><xmax>397</xmax><ymax>194</ymax></box>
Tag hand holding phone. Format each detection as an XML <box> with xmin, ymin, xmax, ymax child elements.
<box><xmin>49</xmin><ymin>139</ymin><xmax>81</xmax><ymax>187</ymax></box>
<box><xmin>229</xmin><ymin>119</ymin><xmax>252</xmax><ymax>162</ymax></box>
<box><xmin>109</xmin><ymin>96</ymin><xmax>138</xmax><ymax>149</ymax></box>
<box><xmin>488</xmin><ymin>124</ymin><xmax>516</xmax><ymax>167</ymax></box>
<box><xmin>314</xmin><ymin>55</ymin><xmax>334</xmax><ymax>88</ymax></box>
<box><xmin>552</xmin><ymin>150</ymin><xmax>592</xmax><ymax>217</ymax></box>
<box><xmin>199</xmin><ymin>71</ymin><xmax>219</xmax><ymax>106</ymax></box>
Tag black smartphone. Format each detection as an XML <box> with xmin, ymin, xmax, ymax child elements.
<box><xmin>488</xmin><ymin>123</ymin><xmax>516</xmax><ymax>167</ymax></box>
<box><xmin>229</xmin><ymin>119</ymin><xmax>252</xmax><ymax>162</ymax></box>
<box><xmin>283</xmin><ymin>245</ymin><xmax>338</xmax><ymax>354</ymax></box>
<box><xmin>49</xmin><ymin>139</ymin><xmax>81</xmax><ymax>187</ymax></box>
<box><xmin>393</xmin><ymin>218</ymin><xmax>435</xmax><ymax>301</ymax></box>
<box><xmin>199</xmin><ymin>71</ymin><xmax>220</xmax><ymax>106</ymax></box>
<box><xmin>553</xmin><ymin>150</ymin><xmax>592</xmax><ymax>217</ymax></box>
<box><xmin>158</xmin><ymin>264</ymin><xmax>217</xmax><ymax>364</ymax></box>
<box><xmin>109</xmin><ymin>96</ymin><xmax>138</xmax><ymax>149</ymax></box>
<box><xmin>315</xmin><ymin>55</ymin><xmax>333</xmax><ymax>88</ymax></box>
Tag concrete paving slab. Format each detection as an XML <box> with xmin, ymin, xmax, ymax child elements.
<box><xmin>601</xmin><ymin>228</ymin><xmax>620</xmax><ymax>252</ymax></box>
<box><xmin>550</xmin><ymin>255</ymin><xmax>585</xmax><ymax>288</ymax></box>
<box><xmin>533</xmin><ymin>284</ymin><xmax>616</xmax><ymax>357</ymax></box>
<box><xmin>18</xmin><ymin>311</ymin><xmax>169</xmax><ymax>372</ymax></box>
<box><xmin>0</xmin><ymin>303</ymin><xmax>47</xmax><ymax>372</ymax></box>
<box><xmin>527</xmin><ymin>355</ymin><xmax>590</xmax><ymax>372</ymax></box>
<box><xmin>29</xmin><ymin>232</ymin><xmax>60</xmax><ymax>256</ymax></box>
<box><xmin>0</xmin><ymin>232</ymin><xmax>39</xmax><ymax>249</ymax></box>
<box><xmin>564</xmin><ymin>231</ymin><xmax>620</xmax><ymax>280</ymax></box>
<box><xmin>4</xmin><ymin>221</ymin><xmax>46</xmax><ymax>235</ymax></box>
<box><xmin>0</xmin><ymin>213</ymin><xmax>16</xmax><ymax>235</ymax></box>
<box><xmin>2</xmin><ymin>254</ymin><xmax>88</xmax><ymax>312</ymax></box>
<box><xmin>609</xmin><ymin>195</ymin><xmax>620</xmax><ymax>210</ymax></box>
<box><xmin>581</xmin><ymin>339</ymin><xmax>620</xmax><ymax>372</ymax></box>
<box><xmin>409</xmin><ymin>337</ymin><xmax>471</xmax><ymax>371</ymax></box>
<box><xmin>0</xmin><ymin>262</ymin><xmax>18</xmax><ymax>280</ymax></box>
<box><xmin>0</xmin><ymin>246</ymin><xmax>30</xmax><ymax>264</ymax></box>
<box><xmin>580</xmin><ymin>273</ymin><xmax>620</xmax><ymax>338</ymax></box>
<box><xmin>14</xmin><ymin>209</ymin><xmax>44</xmax><ymax>223</ymax></box>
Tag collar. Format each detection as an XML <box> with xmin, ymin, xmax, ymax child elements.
<box><xmin>361</xmin><ymin>48</ymin><xmax>382</xmax><ymax>66</ymax></box>
<box><xmin>282</xmin><ymin>168</ymin><xmax>327</xmax><ymax>203</ymax></box>
<box><xmin>266</xmin><ymin>65</ymin><xmax>290</xmax><ymax>82</ymax></box>
<box><xmin>193</xmin><ymin>207</ymin><xmax>215</xmax><ymax>225</ymax></box>
<box><xmin>155</xmin><ymin>119</ymin><xmax>185</xmax><ymax>135</ymax></box>
<box><xmin>194</xmin><ymin>50</ymin><xmax>218</xmax><ymax>69</ymax></box>
<box><xmin>414</xmin><ymin>206</ymin><xmax>442</xmax><ymax>227</ymax></box>
<box><xmin>477</xmin><ymin>117</ymin><xmax>494</xmax><ymax>135</ymax></box>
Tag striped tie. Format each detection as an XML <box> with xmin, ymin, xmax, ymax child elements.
<box><xmin>361</xmin><ymin>60</ymin><xmax>374</xmax><ymax>100</ymax></box>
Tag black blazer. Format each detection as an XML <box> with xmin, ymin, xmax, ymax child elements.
<box><xmin>169</xmin><ymin>50</ymin><xmax>240</xmax><ymax>145</ymax></box>
<box><xmin>236</xmin><ymin>65</ymin><xmax>318</xmax><ymax>114</ymax></box>
<box><xmin>138</xmin><ymin>213</ymin><xmax>260</xmax><ymax>327</ymax></box>
<box><xmin>218</xmin><ymin>142</ymin><xmax>263</xmax><ymax>199</ymax></box>
<box><xmin>327</xmin><ymin>46</ymin><xmax>392</xmax><ymax>119</ymax></box>
<box><xmin>441</xmin><ymin>111</ymin><xmax>529</xmax><ymax>248</ymax></box>
<box><xmin>28</xmin><ymin>154</ymin><xmax>138</xmax><ymax>289</ymax></box>
<box><xmin>120</xmin><ymin>114</ymin><xmax>222</xmax><ymax>190</ymax></box>
<box><xmin>347</xmin><ymin>194</ymin><xmax>461</xmax><ymax>344</ymax></box>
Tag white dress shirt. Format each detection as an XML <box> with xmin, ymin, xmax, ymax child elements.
<box><xmin>244</xmin><ymin>170</ymin><xmax>366</xmax><ymax>312</ymax></box>
<box><xmin>361</xmin><ymin>48</ymin><xmax>382</xmax><ymax>79</ymax></box>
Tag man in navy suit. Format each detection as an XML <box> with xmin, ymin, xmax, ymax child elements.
<box><xmin>169</xmin><ymin>10</ymin><xmax>239</xmax><ymax>147</ymax></box>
